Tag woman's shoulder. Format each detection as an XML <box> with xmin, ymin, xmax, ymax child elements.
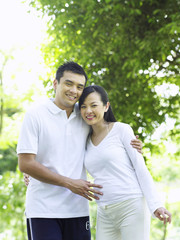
<box><xmin>114</xmin><ymin>122</ymin><xmax>134</xmax><ymax>138</ymax></box>
<box><xmin>114</xmin><ymin>121</ymin><xmax>131</xmax><ymax>130</ymax></box>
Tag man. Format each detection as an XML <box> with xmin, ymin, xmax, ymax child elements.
<box><xmin>17</xmin><ymin>61</ymin><xmax>142</xmax><ymax>240</ymax></box>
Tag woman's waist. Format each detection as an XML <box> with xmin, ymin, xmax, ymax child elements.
<box><xmin>94</xmin><ymin>183</ymin><xmax>143</xmax><ymax>204</ymax></box>
<box><xmin>94</xmin><ymin>178</ymin><xmax>141</xmax><ymax>192</ymax></box>
<box><xmin>97</xmin><ymin>191</ymin><xmax>143</xmax><ymax>206</ymax></box>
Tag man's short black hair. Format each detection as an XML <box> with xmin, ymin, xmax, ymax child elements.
<box><xmin>56</xmin><ymin>61</ymin><xmax>88</xmax><ymax>84</ymax></box>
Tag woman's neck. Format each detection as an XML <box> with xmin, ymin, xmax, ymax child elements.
<box><xmin>91</xmin><ymin>121</ymin><xmax>114</xmax><ymax>146</ymax></box>
<box><xmin>91</xmin><ymin>121</ymin><xmax>109</xmax><ymax>136</ymax></box>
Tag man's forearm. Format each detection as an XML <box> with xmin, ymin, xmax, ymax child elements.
<box><xmin>18</xmin><ymin>153</ymin><xmax>70</xmax><ymax>188</ymax></box>
<box><xmin>18</xmin><ymin>153</ymin><xmax>103</xmax><ymax>201</ymax></box>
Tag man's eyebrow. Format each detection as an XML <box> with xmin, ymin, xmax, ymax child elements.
<box><xmin>65</xmin><ymin>79</ymin><xmax>73</xmax><ymax>83</ymax></box>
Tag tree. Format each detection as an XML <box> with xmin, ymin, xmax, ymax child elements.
<box><xmin>0</xmin><ymin>48</ymin><xmax>46</xmax><ymax>238</ymax></box>
<box><xmin>24</xmin><ymin>1</ymin><xmax>180</xmax><ymax>238</ymax></box>
<box><xmin>0</xmin><ymin>169</ymin><xmax>26</xmax><ymax>240</ymax></box>
<box><xmin>28</xmin><ymin>0</ymin><xmax>180</xmax><ymax>140</ymax></box>
<box><xmin>0</xmin><ymin>48</ymin><xmax>42</xmax><ymax>174</ymax></box>
<box><xmin>0</xmin><ymin>50</ymin><xmax>14</xmax><ymax>135</ymax></box>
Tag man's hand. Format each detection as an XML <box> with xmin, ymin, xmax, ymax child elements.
<box><xmin>23</xmin><ymin>173</ymin><xmax>103</xmax><ymax>201</ymax></box>
<box><xmin>131</xmin><ymin>135</ymin><xmax>143</xmax><ymax>154</ymax></box>
<box><xmin>66</xmin><ymin>179</ymin><xmax>103</xmax><ymax>201</ymax></box>
<box><xmin>23</xmin><ymin>173</ymin><xmax>30</xmax><ymax>187</ymax></box>
<box><xmin>154</xmin><ymin>207</ymin><xmax>172</xmax><ymax>224</ymax></box>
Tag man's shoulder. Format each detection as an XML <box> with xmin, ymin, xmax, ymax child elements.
<box><xmin>27</xmin><ymin>97</ymin><xmax>49</xmax><ymax>113</ymax></box>
<box><xmin>23</xmin><ymin>98</ymin><xmax>50</xmax><ymax>121</ymax></box>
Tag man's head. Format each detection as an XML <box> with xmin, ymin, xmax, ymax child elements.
<box><xmin>53</xmin><ymin>62</ymin><xmax>87</xmax><ymax>113</ymax></box>
<box><xmin>55</xmin><ymin>61</ymin><xmax>88</xmax><ymax>84</ymax></box>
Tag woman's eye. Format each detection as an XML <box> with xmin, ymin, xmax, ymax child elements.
<box><xmin>81</xmin><ymin>106</ymin><xmax>86</xmax><ymax>109</ymax></box>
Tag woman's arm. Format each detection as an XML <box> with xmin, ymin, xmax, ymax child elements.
<box><xmin>120</xmin><ymin>124</ymin><xmax>171</xmax><ymax>223</ymax></box>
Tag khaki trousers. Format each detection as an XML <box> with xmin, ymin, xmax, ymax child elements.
<box><xmin>96</xmin><ymin>198</ymin><xmax>150</xmax><ymax>240</ymax></box>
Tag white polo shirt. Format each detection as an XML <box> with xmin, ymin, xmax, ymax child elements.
<box><xmin>17</xmin><ymin>98</ymin><xmax>90</xmax><ymax>218</ymax></box>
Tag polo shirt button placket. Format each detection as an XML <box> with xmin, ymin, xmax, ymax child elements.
<box><xmin>66</xmin><ymin>124</ymin><xmax>72</xmax><ymax>136</ymax></box>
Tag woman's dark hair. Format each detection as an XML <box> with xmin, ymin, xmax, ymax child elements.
<box><xmin>79</xmin><ymin>85</ymin><xmax>116</xmax><ymax>122</ymax></box>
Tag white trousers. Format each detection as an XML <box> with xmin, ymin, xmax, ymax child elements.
<box><xmin>96</xmin><ymin>198</ymin><xmax>150</xmax><ymax>240</ymax></box>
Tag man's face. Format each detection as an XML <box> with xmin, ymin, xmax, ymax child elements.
<box><xmin>53</xmin><ymin>71</ymin><xmax>86</xmax><ymax>110</ymax></box>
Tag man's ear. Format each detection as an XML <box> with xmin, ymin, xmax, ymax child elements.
<box><xmin>105</xmin><ymin>102</ymin><xmax>110</xmax><ymax>112</ymax></box>
<box><xmin>53</xmin><ymin>79</ymin><xmax>58</xmax><ymax>90</ymax></box>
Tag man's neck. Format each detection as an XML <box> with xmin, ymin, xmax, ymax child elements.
<box><xmin>53</xmin><ymin>100</ymin><xmax>74</xmax><ymax>118</ymax></box>
<box><xmin>66</xmin><ymin>108</ymin><xmax>74</xmax><ymax>118</ymax></box>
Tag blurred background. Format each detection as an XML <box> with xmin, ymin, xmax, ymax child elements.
<box><xmin>0</xmin><ymin>0</ymin><xmax>179</xmax><ymax>239</ymax></box>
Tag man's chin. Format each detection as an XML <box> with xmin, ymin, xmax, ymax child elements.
<box><xmin>65</xmin><ymin>101</ymin><xmax>77</xmax><ymax>108</ymax></box>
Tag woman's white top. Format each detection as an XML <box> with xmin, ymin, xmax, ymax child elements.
<box><xmin>84</xmin><ymin>122</ymin><xmax>163</xmax><ymax>216</ymax></box>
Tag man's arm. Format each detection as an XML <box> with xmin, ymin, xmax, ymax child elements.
<box><xmin>18</xmin><ymin>153</ymin><xmax>103</xmax><ymax>201</ymax></box>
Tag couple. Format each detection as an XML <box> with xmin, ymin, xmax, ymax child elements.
<box><xmin>17</xmin><ymin>61</ymin><xmax>171</xmax><ymax>240</ymax></box>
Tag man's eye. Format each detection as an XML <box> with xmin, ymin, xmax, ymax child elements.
<box><xmin>92</xmin><ymin>105</ymin><xmax>97</xmax><ymax>107</ymax></box>
<box><xmin>66</xmin><ymin>82</ymin><xmax>72</xmax><ymax>86</ymax></box>
<box><xmin>78</xmin><ymin>86</ymin><xmax>84</xmax><ymax>90</ymax></box>
<box><xmin>81</xmin><ymin>106</ymin><xmax>86</xmax><ymax>109</ymax></box>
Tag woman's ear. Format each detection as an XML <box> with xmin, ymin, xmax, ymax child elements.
<box><xmin>105</xmin><ymin>102</ymin><xmax>110</xmax><ymax>112</ymax></box>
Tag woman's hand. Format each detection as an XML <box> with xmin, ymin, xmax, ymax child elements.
<box><xmin>154</xmin><ymin>207</ymin><xmax>172</xmax><ymax>224</ymax></box>
<box><xmin>23</xmin><ymin>173</ymin><xmax>30</xmax><ymax>187</ymax></box>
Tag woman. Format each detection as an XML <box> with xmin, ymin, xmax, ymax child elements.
<box><xmin>79</xmin><ymin>85</ymin><xmax>171</xmax><ymax>240</ymax></box>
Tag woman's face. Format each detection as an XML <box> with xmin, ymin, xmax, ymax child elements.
<box><xmin>80</xmin><ymin>92</ymin><xmax>109</xmax><ymax>126</ymax></box>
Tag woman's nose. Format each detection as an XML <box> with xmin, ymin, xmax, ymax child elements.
<box><xmin>86</xmin><ymin>107</ymin><xmax>92</xmax><ymax>113</ymax></box>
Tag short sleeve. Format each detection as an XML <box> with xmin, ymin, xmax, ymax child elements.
<box><xmin>17</xmin><ymin>111</ymin><xmax>39</xmax><ymax>154</ymax></box>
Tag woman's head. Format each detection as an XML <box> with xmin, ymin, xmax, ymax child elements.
<box><xmin>79</xmin><ymin>85</ymin><xmax>116</xmax><ymax>125</ymax></box>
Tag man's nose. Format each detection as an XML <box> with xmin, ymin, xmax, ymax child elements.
<box><xmin>69</xmin><ymin>85</ymin><xmax>77</xmax><ymax>94</ymax></box>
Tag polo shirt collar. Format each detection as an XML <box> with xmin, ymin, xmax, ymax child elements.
<box><xmin>46</xmin><ymin>98</ymin><xmax>79</xmax><ymax>116</ymax></box>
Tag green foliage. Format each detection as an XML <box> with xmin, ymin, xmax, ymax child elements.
<box><xmin>0</xmin><ymin>144</ymin><xmax>17</xmax><ymax>174</ymax></box>
<box><xmin>28</xmin><ymin>0</ymin><xmax>180</xmax><ymax>141</ymax></box>
<box><xmin>0</xmin><ymin>0</ymin><xmax>178</xmax><ymax>238</ymax></box>
<box><xmin>0</xmin><ymin>72</ymin><xmax>40</xmax><ymax>174</ymax></box>
<box><xmin>0</xmin><ymin>106</ymin><xmax>24</xmax><ymax>174</ymax></box>
<box><xmin>0</xmin><ymin>47</ymin><xmax>47</xmax><ymax>238</ymax></box>
<box><xmin>26</xmin><ymin>2</ymin><xmax>180</xmax><ymax>237</ymax></box>
<box><xmin>150</xmin><ymin>200</ymin><xmax>180</xmax><ymax>240</ymax></box>
<box><xmin>0</xmin><ymin>50</ymin><xmax>24</xmax><ymax>174</ymax></box>
<box><xmin>0</xmin><ymin>169</ymin><xmax>27</xmax><ymax>240</ymax></box>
